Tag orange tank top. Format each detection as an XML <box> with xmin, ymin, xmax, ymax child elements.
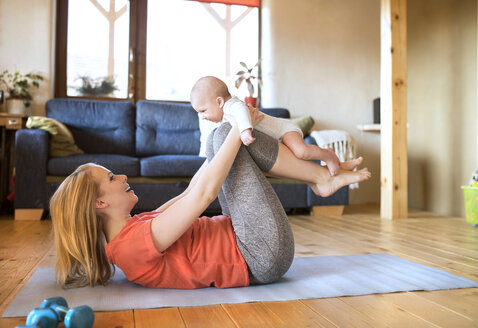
<box><xmin>105</xmin><ymin>211</ymin><xmax>249</xmax><ymax>289</ymax></box>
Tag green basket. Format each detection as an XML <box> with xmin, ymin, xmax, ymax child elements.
<box><xmin>461</xmin><ymin>186</ymin><xmax>478</xmax><ymax>225</ymax></box>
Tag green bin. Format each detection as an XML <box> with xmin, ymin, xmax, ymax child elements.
<box><xmin>462</xmin><ymin>186</ymin><xmax>478</xmax><ymax>226</ymax></box>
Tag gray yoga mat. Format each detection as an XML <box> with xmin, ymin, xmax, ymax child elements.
<box><xmin>4</xmin><ymin>253</ymin><xmax>478</xmax><ymax>317</ymax></box>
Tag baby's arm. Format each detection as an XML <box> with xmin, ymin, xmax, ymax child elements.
<box><xmin>225</xmin><ymin>99</ymin><xmax>255</xmax><ymax>145</ymax></box>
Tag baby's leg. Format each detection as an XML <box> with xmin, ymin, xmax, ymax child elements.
<box><xmin>282</xmin><ymin>132</ymin><xmax>340</xmax><ymax>176</ymax></box>
<box><xmin>207</xmin><ymin>123</ymin><xmax>295</xmax><ymax>285</ymax></box>
<box><xmin>269</xmin><ymin>142</ymin><xmax>371</xmax><ymax>197</ymax></box>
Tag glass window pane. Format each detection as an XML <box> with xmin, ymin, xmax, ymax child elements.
<box><xmin>146</xmin><ymin>0</ymin><xmax>259</xmax><ymax>102</ymax></box>
<box><xmin>231</xmin><ymin>6</ymin><xmax>260</xmax><ymax>101</ymax></box>
<box><xmin>67</xmin><ymin>0</ymin><xmax>130</xmax><ymax>98</ymax></box>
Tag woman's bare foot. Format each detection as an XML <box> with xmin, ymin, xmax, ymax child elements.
<box><xmin>340</xmin><ymin>157</ymin><xmax>363</xmax><ymax>171</ymax></box>
<box><xmin>308</xmin><ymin>167</ymin><xmax>371</xmax><ymax>197</ymax></box>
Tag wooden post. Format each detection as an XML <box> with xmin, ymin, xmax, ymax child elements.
<box><xmin>380</xmin><ymin>0</ymin><xmax>408</xmax><ymax>219</ymax></box>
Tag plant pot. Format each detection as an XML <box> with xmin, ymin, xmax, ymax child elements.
<box><xmin>6</xmin><ymin>98</ymin><xmax>27</xmax><ymax>115</ymax></box>
<box><xmin>244</xmin><ymin>97</ymin><xmax>257</xmax><ymax>107</ymax></box>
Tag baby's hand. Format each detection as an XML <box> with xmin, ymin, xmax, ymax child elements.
<box><xmin>240</xmin><ymin>129</ymin><xmax>256</xmax><ymax>146</ymax></box>
<box><xmin>246</xmin><ymin>104</ymin><xmax>264</xmax><ymax>127</ymax></box>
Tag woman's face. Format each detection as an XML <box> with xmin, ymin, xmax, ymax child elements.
<box><xmin>90</xmin><ymin>165</ymin><xmax>138</xmax><ymax>213</ymax></box>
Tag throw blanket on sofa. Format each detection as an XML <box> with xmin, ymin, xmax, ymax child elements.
<box><xmin>26</xmin><ymin>116</ymin><xmax>84</xmax><ymax>157</ymax></box>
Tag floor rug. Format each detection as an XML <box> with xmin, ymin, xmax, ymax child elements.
<box><xmin>4</xmin><ymin>253</ymin><xmax>478</xmax><ymax>317</ymax></box>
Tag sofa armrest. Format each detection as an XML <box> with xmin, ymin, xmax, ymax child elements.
<box><xmin>308</xmin><ymin>185</ymin><xmax>348</xmax><ymax>207</ymax></box>
<box><xmin>304</xmin><ymin>136</ymin><xmax>323</xmax><ymax>165</ymax></box>
<box><xmin>15</xmin><ymin>129</ymin><xmax>49</xmax><ymax>209</ymax></box>
<box><xmin>304</xmin><ymin>135</ymin><xmax>317</xmax><ymax>146</ymax></box>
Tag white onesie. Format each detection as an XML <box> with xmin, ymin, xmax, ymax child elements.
<box><xmin>198</xmin><ymin>97</ymin><xmax>303</xmax><ymax>157</ymax></box>
<box><xmin>224</xmin><ymin>97</ymin><xmax>303</xmax><ymax>140</ymax></box>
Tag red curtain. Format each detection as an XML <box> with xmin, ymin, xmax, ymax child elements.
<box><xmin>189</xmin><ymin>0</ymin><xmax>260</xmax><ymax>8</ymax></box>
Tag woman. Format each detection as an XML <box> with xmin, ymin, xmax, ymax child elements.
<box><xmin>50</xmin><ymin>108</ymin><xmax>370</xmax><ymax>289</ymax></box>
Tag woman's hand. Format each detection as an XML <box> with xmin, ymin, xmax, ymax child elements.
<box><xmin>247</xmin><ymin>104</ymin><xmax>264</xmax><ymax>128</ymax></box>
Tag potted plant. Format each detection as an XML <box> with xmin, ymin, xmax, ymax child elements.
<box><xmin>235</xmin><ymin>61</ymin><xmax>261</xmax><ymax>107</ymax></box>
<box><xmin>74</xmin><ymin>75</ymin><xmax>118</xmax><ymax>97</ymax></box>
<box><xmin>0</xmin><ymin>70</ymin><xmax>44</xmax><ymax>114</ymax></box>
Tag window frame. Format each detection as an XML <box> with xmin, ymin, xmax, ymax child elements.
<box><xmin>54</xmin><ymin>0</ymin><xmax>261</xmax><ymax>103</ymax></box>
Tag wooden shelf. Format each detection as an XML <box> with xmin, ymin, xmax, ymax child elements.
<box><xmin>357</xmin><ymin>123</ymin><xmax>381</xmax><ymax>132</ymax></box>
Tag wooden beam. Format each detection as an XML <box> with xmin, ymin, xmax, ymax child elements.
<box><xmin>380</xmin><ymin>0</ymin><xmax>408</xmax><ymax>219</ymax></box>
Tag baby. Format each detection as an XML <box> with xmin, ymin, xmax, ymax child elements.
<box><xmin>190</xmin><ymin>76</ymin><xmax>343</xmax><ymax>176</ymax></box>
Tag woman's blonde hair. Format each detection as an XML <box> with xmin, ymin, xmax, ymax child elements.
<box><xmin>50</xmin><ymin>163</ymin><xmax>114</xmax><ymax>288</ymax></box>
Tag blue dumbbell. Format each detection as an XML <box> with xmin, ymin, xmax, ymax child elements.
<box><xmin>42</xmin><ymin>297</ymin><xmax>94</xmax><ymax>328</ymax></box>
<box><xmin>40</xmin><ymin>297</ymin><xmax>69</xmax><ymax>321</ymax></box>
<box><xmin>16</xmin><ymin>297</ymin><xmax>94</xmax><ymax>328</ymax></box>
<box><xmin>64</xmin><ymin>305</ymin><xmax>95</xmax><ymax>328</ymax></box>
<box><xmin>14</xmin><ymin>307</ymin><xmax>58</xmax><ymax>328</ymax></box>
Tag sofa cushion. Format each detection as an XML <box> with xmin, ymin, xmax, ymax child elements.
<box><xmin>46</xmin><ymin>98</ymin><xmax>136</xmax><ymax>156</ymax></box>
<box><xmin>48</xmin><ymin>154</ymin><xmax>140</xmax><ymax>176</ymax></box>
<box><xmin>141</xmin><ymin>155</ymin><xmax>205</xmax><ymax>177</ymax></box>
<box><xmin>136</xmin><ymin>101</ymin><xmax>200</xmax><ymax>156</ymax></box>
<box><xmin>291</xmin><ymin>116</ymin><xmax>315</xmax><ymax>137</ymax></box>
<box><xmin>260</xmin><ymin>107</ymin><xmax>290</xmax><ymax>119</ymax></box>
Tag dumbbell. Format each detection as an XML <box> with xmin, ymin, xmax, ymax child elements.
<box><xmin>16</xmin><ymin>296</ymin><xmax>94</xmax><ymax>328</ymax></box>
<box><xmin>15</xmin><ymin>307</ymin><xmax>58</xmax><ymax>328</ymax></box>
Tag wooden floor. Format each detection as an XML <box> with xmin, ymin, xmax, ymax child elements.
<box><xmin>1</xmin><ymin>204</ymin><xmax>477</xmax><ymax>328</ymax></box>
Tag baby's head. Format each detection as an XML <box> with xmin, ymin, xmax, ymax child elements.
<box><xmin>190</xmin><ymin>76</ymin><xmax>231</xmax><ymax>122</ymax></box>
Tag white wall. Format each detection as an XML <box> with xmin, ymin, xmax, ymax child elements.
<box><xmin>262</xmin><ymin>0</ymin><xmax>478</xmax><ymax>216</ymax></box>
<box><xmin>408</xmin><ymin>0</ymin><xmax>477</xmax><ymax>216</ymax></box>
<box><xmin>262</xmin><ymin>0</ymin><xmax>381</xmax><ymax>204</ymax></box>
<box><xmin>0</xmin><ymin>0</ymin><xmax>55</xmax><ymax>116</ymax></box>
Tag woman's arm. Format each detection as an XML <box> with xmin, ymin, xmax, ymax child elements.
<box><xmin>150</xmin><ymin>123</ymin><xmax>242</xmax><ymax>252</ymax></box>
<box><xmin>153</xmin><ymin>159</ymin><xmax>208</xmax><ymax>212</ymax></box>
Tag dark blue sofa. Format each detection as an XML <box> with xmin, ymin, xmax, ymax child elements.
<box><xmin>15</xmin><ymin>98</ymin><xmax>347</xmax><ymax>219</ymax></box>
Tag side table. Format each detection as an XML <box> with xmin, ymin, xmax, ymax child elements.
<box><xmin>0</xmin><ymin>113</ymin><xmax>27</xmax><ymax>214</ymax></box>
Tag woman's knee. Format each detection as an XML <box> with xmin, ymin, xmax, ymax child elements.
<box><xmin>212</xmin><ymin>123</ymin><xmax>233</xmax><ymax>155</ymax></box>
<box><xmin>206</xmin><ymin>122</ymin><xmax>232</xmax><ymax>161</ymax></box>
<box><xmin>246</xmin><ymin>130</ymin><xmax>279</xmax><ymax>172</ymax></box>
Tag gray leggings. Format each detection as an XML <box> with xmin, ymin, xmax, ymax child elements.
<box><xmin>206</xmin><ymin>123</ymin><xmax>295</xmax><ymax>284</ymax></box>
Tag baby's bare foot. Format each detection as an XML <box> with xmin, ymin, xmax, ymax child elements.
<box><xmin>326</xmin><ymin>160</ymin><xmax>340</xmax><ymax>176</ymax></box>
<box><xmin>340</xmin><ymin>157</ymin><xmax>363</xmax><ymax>171</ymax></box>
<box><xmin>323</xmin><ymin>148</ymin><xmax>340</xmax><ymax>176</ymax></box>
<box><xmin>309</xmin><ymin>168</ymin><xmax>371</xmax><ymax>197</ymax></box>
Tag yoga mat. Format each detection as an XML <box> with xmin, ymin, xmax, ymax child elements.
<box><xmin>4</xmin><ymin>253</ymin><xmax>478</xmax><ymax>317</ymax></box>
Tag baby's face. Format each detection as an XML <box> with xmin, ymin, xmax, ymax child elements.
<box><xmin>191</xmin><ymin>95</ymin><xmax>224</xmax><ymax>123</ymax></box>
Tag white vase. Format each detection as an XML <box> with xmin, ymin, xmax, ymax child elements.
<box><xmin>6</xmin><ymin>98</ymin><xmax>27</xmax><ymax>115</ymax></box>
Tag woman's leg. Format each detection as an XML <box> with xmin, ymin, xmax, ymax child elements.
<box><xmin>268</xmin><ymin>142</ymin><xmax>371</xmax><ymax>197</ymax></box>
<box><xmin>207</xmin><ymin>123</ymin><xmax>295</xmax><ymax>284</ymax></box>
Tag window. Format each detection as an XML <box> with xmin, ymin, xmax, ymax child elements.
<box><xmin>146</xmin><ymin>0</ymin><xmax>259</xmax><ymax>101</ymax></box>
<box><xmin>66</xmin><ymin>0</ymin><xmax>130</xmax><ymax>98</ymax></box>
<box><xmin>55</xmin><ymin>0</ymin><xmax>260</xmax><ymax>102</ymax></box>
